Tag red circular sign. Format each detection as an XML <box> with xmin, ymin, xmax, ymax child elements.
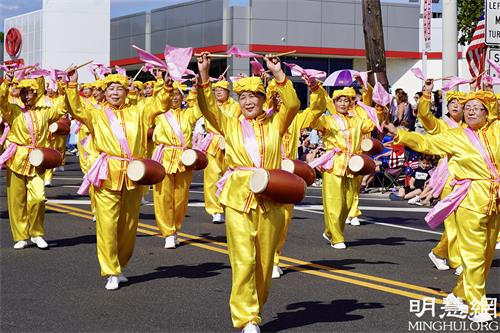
<box><xmin>5</xmin><ymin>28</ymin><xmax>22</xmax><ymax>57</ymax></box>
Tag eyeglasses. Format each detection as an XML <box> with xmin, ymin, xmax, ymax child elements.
<box><xmin>464</xmin><ymin>107</ymin><xmax>485</xmax><ymax>112</ymax></box>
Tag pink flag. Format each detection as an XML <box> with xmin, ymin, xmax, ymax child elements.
<box><xmin>226</xmin><ymin>45</ymin><xmax>263</xmax><ymax>58</ymax></box>
<box><xmin>26</xmin><ymin>69</ymin><xmax>50</xmax><ymax>78</ymax></box>
<box><xmin>229</xmin><ymin>76</ymin><xmax>244</xmax><ymax>83</ymax></box>
<box><xmin>250</xmin><ymin>58</ymin><xmax>265</xmax><ymax>76</ymax></box>
<box><xmin>357</xmin><ymin>71</ymin><xmax>369</xmax><ymax>90</ymax></box>
<box><xmin>487</xmin><ymin>59</ymin><xmax>500</xmax><ymax>76</ymax></box>
<box><xmin>411</xmin><ymin>67</ymin><xmax>425</xmax><ymax>80</ymax></box>
<box><xmin>283</xmin><ymin>63</ymin><xmax>326</xmax><ymax>81</ymax></box>
<box><xmin>357</xmin><ymin>101</ymin><xmax>383</xmax><ymax>132</ymax></box>
<box><xmin>183</xmin><ymin>68</ymin><xmax>196</xmax><ymax>77</ymax></box>
<box><xmin>115</xmin><ymin>66</ymin><xmax>127</xmax><ymax>76</ymax></box>
<box><xmin>132</xmin><ymin>44</ymin><xmax>167</xmax><ymax>70</ymax></box>
<box><xmin>441</xmin><ymin>76</ymin><xmax>470</xmax><ymax>91</ymax></box>
<box><xmin>164</xmin><ymin>44</ymin><xmax>193</xmax><ymax>80</ymax></box>
<box><xmin>483</xmin><ymin>74</ymin><xmax>500</xmax><ymax>85</ymax></box>
<box><xmin>372</xmin><ymin>82</ymin><xmax>391</xmax><ymax>106</ymax></box>
<box><xmin>47</xmin><ymin>68</ymin><xmax>59</xmax><ymax>92</ymax></box>
<box><xmin>142</xmin><ymin>63</ymin><xmax>155</xmax><ymax>74</ymax></box>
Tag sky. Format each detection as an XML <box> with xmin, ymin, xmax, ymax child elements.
<box><xmin>0</xmin><ymin>0</ymin><xmax>441</xmax><ymax>33</ymax></box>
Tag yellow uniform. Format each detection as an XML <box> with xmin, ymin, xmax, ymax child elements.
<box><xmin>417</xmin><ymin>93</ymin><xmax>465</xmax><ymax>269</ymax></box>
<box><xmin>395</xmin><ymin>118</ymin><xmax>499</xmax><ymax>313</ymax></box>
<box><xmin>0</xmin><ymin>81</ymin><xmax>66</xmax><ymax>242</ymax></box>
<box><xmin>197</xmin><ymin>77</ymin><xmax>299</xmax><ymax>329</ymax></box>
<box><xmin>203</xmin><ymin>95</ymin><xmax>240</xmax><ymax>217</ymax></box>
<box><xmin>273</xmin><ymin>85</ymin><xmax>327</xmax><ymax>266</ymax></box>
<box><xmin>310</xmin><ymin>89</ymin><xmax>378</xmax><ymax>245</ymax></box>
<box><xmin>66</xmin><ymin>77</ymin><xmax>171</xmax><ymax>277</ymax></box>
<box><xmin>152</xmin><ymin>89</ymin><xmax>202</xmax><ymax>239</ymax></box>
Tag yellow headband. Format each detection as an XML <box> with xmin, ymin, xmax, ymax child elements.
<box><xmin>133</xmin><ymin>81</ymin><xmax>144</xmax><ymax>90</ymax></box>
<box><xmin>103</xmin><ymin>74</ymin><xmax>128</xmax><ymax>89</ymax></box>
<box><xmin>445</xmin><ymin>91</ymin><xmax>467</xmax><ymax>104</ymax></box>
<box><xmin>17</xmin><ymin>79</ymin><xmax>39</xmax><ymax>92</ymax></box>
<box><xmin>212</xmin><ymin>80</ymin><xmax>230</xmax><ymax>91</ymax></box>
<box><xmin>144</xmin><ymin>80</ymin><xmax>156</xmax><ymax>87</ymax></box>
<box><xmin>81</xmin><ymin>83</ymin><xmax>94</xmax><ymax>89</ymax></box>
<box><xmin>233</xmin><ymin>77</ymin><xmax>265</xmax><ymax>95</ymax></box>
<box><xmin>464</xmin><ymin>90</ymin><xmax>497</xmax><ymax>115</ymax></box>
<box><xmin>331</xmin><ymin>87</ymin><xmax>356</xmax><ymax>101</ymax></box>
<box><xmin>173</xmin><ymin>81</ymin><xmax>188</xmax><ymax>92</ymax></box>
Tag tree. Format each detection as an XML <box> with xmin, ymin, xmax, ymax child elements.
<box><xmin>0</xmin><ymin>32</ymin><xmax>4</xmax><ymax>43</ymax></box>
<box><xmin>362</xmin><ymin>0</ymin><xmax>389</xmax><ymax>89</ymax></box>
<box><xmin>457</xmin><ymin>0</ymin><xmax>484</xmax><ymax>45</ymax></box>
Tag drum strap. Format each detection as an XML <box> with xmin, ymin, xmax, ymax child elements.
<box><xmin>21</xmin><ymin>107</ymin><xmax>36</xmax><ymax>146</ymax></box>
<box><xmin>77</xmin><ymin>152</ymin><xmax>129</xmax><ymax>195</ymax></box>
<box><xmin>164</xmin><ymin>111</ymin><xmax>186</xmax><ymax>148</ymax></box>
<box><xmin>240</xmin><ymin>118</ymin><xmax>261</xmax><ymax>167</ymax></box>
<box><xmin>104</xmin><ymin>107</ymin><xmax>132</xmax><ymax>158</ymax></box>
<box><xmin>332</xmin><ymin>114</ymin><xmax>351</xmax><ymax>153</ymax></box>
<box><xmin>216</xmin><ymin>166</ymin><xmax>256</xmax><ymax>197</ymax></box>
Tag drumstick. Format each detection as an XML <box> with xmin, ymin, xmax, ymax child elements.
<box><xmin>193</xmin><ymin>53</ymin><xmax>232</xmax><ymax>58</ymax></box>
<box><xmin>132</xmin><ymin>66</ymin><xmax>145</xmax><ymax>81</ymax></box>
<box><xmin>221</xmin><ymin>65</ymin><xmax>230</xmax><ymax>77</ymax></box>
<box><xmin>74</xmin><ymin>60</ymin><xmax>94</xmax><ymax>70</ymax></box>
<box><xmin>12</xmin><ymin>65</ymin><xmax>35</xmax><ymax>72</ymax></box>
<box><xmin>270</xmin><ymin>50</ymin><xmax>296</xmax><ymax>57</ymax></box>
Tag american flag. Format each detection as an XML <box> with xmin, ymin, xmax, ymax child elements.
<box><xmin>466</xmin><ymin>13</ymin><xmax>486</xmax><ymax>79</ymax></box>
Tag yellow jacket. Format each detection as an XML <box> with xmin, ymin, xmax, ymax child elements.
<box><xmin>204</xmin><ymin>96</ymin><xmax>240</xmax><ymax>156</ymax></box>
<box><xmin>395</xmin><ymin>121</ymin><xmax>500</xmax><ymax>215</ymax></box>
<box><xmin>197</xmin><ymin>78</ymin><xmax>300</xmax><ymax>213</ymax></box>
<box><xmin>0</xmin><ymin>83</ymin><xmax>67</xmax><ymax>176</ymax></box>
<box><xmin>66</xmin><ymin>82</ymin><xmax>172</xmax><ymax>191</ymax></box>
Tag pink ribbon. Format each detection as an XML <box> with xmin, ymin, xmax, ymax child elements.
<box><xmin>216</xmin><ymin>167</ymin><xmax>256</xmax><ymax>197</ymax></box>
<box><xmin>226</xmin><ymin>46</ymin><xmax>263</xmax><ymax>58</ymax></box>
<box><xmin>196</xmin><ymin>132</ymin><xmax>215</xmax><ymax>153</ymax></box>
<box><xmin>74</xmin><ymin>121</ymin><xmax>83</xmax><ymax>134</ymax></box>
<box><xmin>77</xmin><ymin>153</ymin><xmax>129</xmax><ymax>195</ymax></box>
<box><xmin>283</xmin><ymin>63</ymin><xmax>326</xmax><ymax>82</ymax></box>
<box><xmin>240</xmin><ymin>118</ymin><xmax>261</xmax><ymax>167</ymax></box>
<box><xmin>115</xmin><ymin>66</ymin><xmax>127</xmax><ymax>76</ymax></box>
<box><xmin>164</xmin><ymin>45</ymin><xmax>193</xmax><ymax>80</ymax></box>
<box><xmin>131</xmin><ymin>45</ymin><xmax>168</xmax><ymax>71</ymax></box>
<box><xmin>0</xmin><ymin>143</ymin><xmax>18</xmax><ymax>170</ymax></box>
<box><xmin>250</xmin><ymin>58</ymin><xmax>265</xmax><ymax>76</ymax></box>
<box><xmin>104</xmin><ymin>107</ymin><xmax>132</xmax><ymax>158</ymax></box>
<box><xmin>482</xmin><ymin>74</ymin><xmax>500</xmax><ymax>86</ymax></box>
<box><xmin>425</xmin><ymin>179</ymin><xmax>471</xmax><ymax>229</ymax></box>
<box><xmin>356</xmin><ymin>101</ymin><xmax>383</xmax><ymax>132</ymax></box>
<box><xmin>410</xmin><ymin>67</ymin><xmax>425</xmax><ymax>80</ymax></box>
<box><xmin>427</xmin><ymin>157</ymin><xmax>450</xmax><ymax>198</ymax></box>
<box><xmin>0</xmin><ymin>123</ymin><xmax>10</xmax><ymax>145</ymax></box>
<box><xmin>442</xmin><ymin>77</ymin><xmax>470</xmax><ymax>91</ymax></box>
<box><xmin>308</xmin><ymin>148</ymin><xmax>341</xmax><ymax>170</ymax></box>
<box><xmin>488</xmin><ymin>59</ymin><xmax>500</xmax><ymax>76</ymax></box>
<box><xmin>443</xmin><ymin>116</ymin><xmax>460</xmax><ymax>128</ymax></box>
<box><xmin>265</xmin><ymin>107</ymin><xmax>276</xmax><ymax>118</ymax></box>
<box><xmin>372</xmin><ymin>82</ymin><xmax>391</xmax><ymax>106</ymax></box>
<box><xmin>164</xmin><ymin>111</ymin><xmax>186</xmax><ymax>148</ymax></box>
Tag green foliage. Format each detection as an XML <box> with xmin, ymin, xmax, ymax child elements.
<box><xmin>457</xmin><ymin>0</ymin><xmax>484</xmax><ymax>45</ymax></box>
<box><xmin>0</xmin><ymin>32</ymin><xmax>3</xmax><ymax>43</ymax></box>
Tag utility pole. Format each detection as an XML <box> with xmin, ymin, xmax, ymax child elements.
<box><xmin>362</xmin><ymin>0</ymin><xmax>389</xmax><ymax>90</ymax></box>
<box><xmin>442</xmin><ymin>0</ymin><xmax>458</xmax><ymax>79</ymax></box>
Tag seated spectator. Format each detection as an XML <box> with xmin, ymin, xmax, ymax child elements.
<box><xmin>389</xmin><ymin>155</ymin><xmax>433</xmax><ymax>201</ymax></box>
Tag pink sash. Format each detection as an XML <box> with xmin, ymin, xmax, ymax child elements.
<box><xmin>194</xmin><ymin>132</ymin><xmax>215</xmax><ymax>153</ymax></box>
<box><xmin>0</xmin><ymin>108</ymin><xmax>36</xmax><ymax>170</ymax></box>
<box><xmin>0</xmin><ymin>122</ymin><xmax>10</xmax><ymax>145</ymax></box>
<box><xmin>0</xmin><ymin>143</ymin><xmax>18</xmax><ymax>170</ymax></box>
<box><xmin>74</xmin><ymin>121</ymin><xmax>83</xmax><ymax>134</ymax></box>
<box><xmin>333</xmin><ymin>114</ymin><xmax>351</xmax><ymax>152</ymax></box>
<box><xmin>443</xmin><ymin>116</ymin><xmax>460</xmax><ymax>129</ymax></box>
<box><xmin>164</xmin><ymin>111</ymin><xmax>186</xmax><ymax>148</ymax></box>
<box><xmin>427</xmin><ymin>157</ymin><xmax>450</xmax><ymax>198</ymax></box>
<box><xmin>308</xmin><ymin>148</ymin><xmax>341</xmax><ymax>170</ymax></box>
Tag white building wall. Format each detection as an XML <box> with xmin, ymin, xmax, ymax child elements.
<box><xmin>4</xmin><ymin>11</ymin><xmax>44</xmax><ymax>66</ymax></box>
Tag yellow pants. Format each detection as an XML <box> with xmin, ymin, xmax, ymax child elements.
<box><xmin>94</xmin><ymin>185</ymin><xmax>142</xmax><ymax>276</ymax></box>
<box><xmin>6</xmin><ymin>168</ymin><xmax>46</xmax><ymax>241</ymax></box>
<box><xmin>452</xmin><ymin>207</ymin><xmax>498</xmax><ymax>313</ymax></box>
<box><xmin>54</xmin><ymin>135</ymin><xmax>67</xmax><ymax>165</ymax></box>
<box><xmin>225</xmin><ymin>204</ymin><xmax>286</xmax><ymax>329</ymax></box>
<box><xmin>431</xmin><ymin>184</ymin><xmax>461</xmax><ymax>268</ymax></box>
<box><xmin>348</xmin><ymin>175</ymin><xmax>362</xmax><ymax>218</ymax></box>
<box><xmin>203</xmin><ymin>150</ymin><xmax>225</xmax><ymax>215</ymax></box>
<box><xmin>322</xmin><ymin>172</ymin><xmax>357</xmax><ymax>244</ymax></box>
<box><xmin>273</xmin><ymin>204</ymin><xmax>293</xmax><ymax>265</ymax></box>
<box><xmin>44</xmin><ymin>168</ymin><xmax>53</xmax><ymax>183</ymax></box>
<box><xmin>153</xmin><ymin>170</ymin><xmax>193</xmax><ymax>237</ymax></box>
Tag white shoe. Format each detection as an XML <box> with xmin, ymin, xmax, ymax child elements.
<box><xmin>31</xmin><ymin>236</ymin><xmax>48</xmax><ymax>249</ymax></box>
<box><xmin>173</xmin><ymin>233</ymin><xmax>180</xmax><ymax>246</ymax></box>
<box><xmin>164</xmin><ymin>235</ymin><xmax>176</xmax><ymax>249</ymax></box>
<box><xmin>105</xmin><ymin>276</ymin><xmax>120</xmax><ymax>290</ymax></box>
<box><xmin>242</xmin><ymin>323</ymin><xmax>260</xmax><ymax>333</ymax></box>
<box><xmin>454</xmin><ymin>265</ymin><xmax>463</xmax><ymax>276</ymax></box>
<box><xmin>469</xmin><ymin>312</ymin><xmax>493</xmax><ymax>323</ymax></box>
<box><xmin>408</xmin><ymin>196</ymin><xmax>420</xmax><ymax>205</ymax></box>
<box><xmin>428</xmin><ymin>252</ymin><xmax>449</xmax><ymax>270</ymax></box>
<box><xmin>350</xmin><ymin>217</ymin><xmax>361</xmax><ymax>226</ymax></box>
<box><xmin>141</xmin><ymin>198</ymin><xmax>149</xmax><ymax>205</ymax></box>
<box><xmin>332</xmin><ymin>242</ymin><xmax>347</xmax><ymax>249</ymax></box>
<box><xmin>44</xmin><ymin>180</ymin><xmax>52</xmax><ymax>187</ymax></box>
<box><xmin>444</xmin><ymin>293</ymin><xmax>468</xmax><ymax>313</ymax></box>
<box><xmin>212</xmin><ymin>213</ymin><xmax>225</xmax><ymax>224</ymax></box>
<box><xmin>272</xmin><ymin>265</ymin><xmax>282</xmax><ymax>279</ymax></box>
<box><xmin>13</xmin><ymin>240</ymin><xmax>28</xmax><ymax>249</ymax></box>
<box><xmin>118</xmin><ymin>273</ymin><xmax>128</xmax><ymax>283</ymax></box>
<box><xmin>345</xmin><ymin>217</ymin><xmax>351</xmax><ymax>225</ymax></box>
<box><xmin>496</xmin><ymin>242</ymin><xmax>500</xmax><ymax>250</ymax></box>
<box><xmin>322</xmin><ymin>233</ymin><xmax>330</xmax><ymax>243</ymax></box>
<box><xmin>92</xmin><ymin>215</ymin><xmax>96</xmax><ymax>222</ymax></box>
<box><xmin>56</xmin><ymin>166</ymin><xmax>64</xmax><ymax>172</ymax></box>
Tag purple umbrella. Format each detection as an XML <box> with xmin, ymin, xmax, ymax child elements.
<box><xmin>323</xmin><ymin>69</ymin><xmax>356</xmax><ymax>87</ymax></box>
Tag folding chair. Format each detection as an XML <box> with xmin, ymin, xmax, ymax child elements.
<box><xmin>374</xmin><ymin>144</ymin><xmax>407</xmax><ymax>193</ymax></box>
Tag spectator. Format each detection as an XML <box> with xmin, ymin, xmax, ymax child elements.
<box><xmin>389</xmin><ymin>155</ymin><xmax>433</xmax><ymax>201</ymax></box>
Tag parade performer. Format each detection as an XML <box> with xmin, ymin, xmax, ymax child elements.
<box><xmin>201</xmin><ymin>79</ymin><xmax>240</xmax><ymax>223</ymax></box>
<box><xmin>414</xmin><ymin>80</ymin><xmax>467</xmax><ymax>274</ymax></box>
<box><xmin>0</xmin><ymin>73</ymin><xmax>67</xmax><ymax>249</ymax></box>
<box><xmin>268</xmin><ymin>78</ymin><xmax>327</xmax><ymax>278</ymax></box>
<box><xmin>197</xmin><ymin>52</ymin><xmax>299</xmax><ymax>333</ymax></box>
<box><xmin>66</xmin><ymin>69</ymin><xmax>172</xmax><ymax>290</ymax></box>
<box><xmin>151</xmin><ymin>82</ymin><xmax>202</xmax><ymax>249</ymax></box>
<box><xmin>386</xmin><ymin>90</ymin><xmax>499</xmax><ymax>323</ymax></box>
<box><xmin>310</xmin><ymin>87</ymin><xmax>380</xmax><ymax>249</ymax></box>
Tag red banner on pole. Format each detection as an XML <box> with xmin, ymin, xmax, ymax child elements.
<box><xmin>423</xmin><ymin>0</ymin><xmax>432</xmax><ymax>51</ymax></box>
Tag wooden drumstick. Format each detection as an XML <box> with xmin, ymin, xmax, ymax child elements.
<box><xmin>221</xmin><ymin>65</ymin><xmax>230</xmax><ymax>77</ymax></box>
<box><xmin>194</xmin><ymin>53</ymin><xmax>231</xmax><ymax>58</ymax></box>
<box><xmin>132</xmin><ymin>66</ymin><xmax>145</xmax><ymax>81</ymax></box>
<box><xmin>270</xmin><ymin>50</ymin><xmax>296</xmax><ymax>58</ymax></box>
<box><xmin>12</xmin><ymin>65</ymin><xmax>35</xmax><ymax>72</ymax></box>
<box><xmin>64</xmin><ymin>60</ymin><xmax>93</xmax><ymax>72</ymax></box>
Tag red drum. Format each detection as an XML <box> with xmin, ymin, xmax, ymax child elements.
<box><xmin>348</xmin><ymin>154</ymin><xmax>376</xmax><ymax>176</ymax></box>
<box><xmin>127</xmin><ymin>159</ymin><xmax>166</xmax><ymax>185</ymax></box>
<box><xmin>361</xmin><ymin>138</ymin><xmax>384</xmax><ymax>156</ymax></box>
<box><xmin>49</xmin><ymin>120</ymin><xmax>70</xmax><ymax>135</ymax></box>
<box><xmin>181</xmin><ymin>149</ymin><xmax>208</xmax><ymax>170</ymax></box>
<box><xmin>147</xmin><ymin>127</ymin><xmax>155</xmax><ymax>139</ymax></box>
<box><xmin>281</xmin><ymin>159</ymin><xmax>316</xmax><ymax>186</ymax></box>
<box><xmin>249</xmin><ymin>169</ymin><xmax>306</xmax><ymax>204</ymax></box>
<box><xmin>29</xmin><ymin>148</ymin><xmax>63</xmax><ymax>169</ymax></box>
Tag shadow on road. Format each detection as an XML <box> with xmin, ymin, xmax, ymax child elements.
<box><xmin>125</xmin><ymin>262</ymin><xmax>230</xmax><ymax>286</ymax></box>
<box><xmin>347</xmin><ymin>237</ymin><xmax>437</xmax><ymax>248</ymax></box>
<box><xmin>48</xmin><ymin>235</ymin><xmax>96</xmax><ymax>247</ymax></box>
<box><xmin>262</xmin><ymin>299</ymin><xmax>384</xmax><ymax>332</ymax></box>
